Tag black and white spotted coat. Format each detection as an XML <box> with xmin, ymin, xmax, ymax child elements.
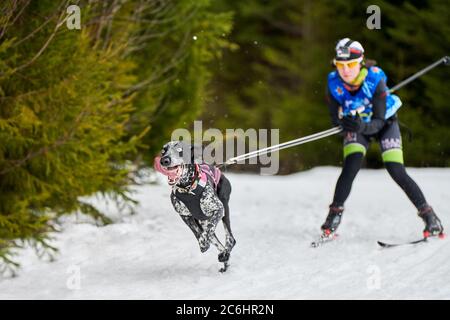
<box><xmin>170</xmin><ymin>164</ymin><xmax>224</xmax><ymax>244</ymax></box>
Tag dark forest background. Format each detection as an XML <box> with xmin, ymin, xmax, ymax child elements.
<box><xmin>0</xmin><ymin>0</ymin><xmax>448</xmax><ymax>271</ymax></box>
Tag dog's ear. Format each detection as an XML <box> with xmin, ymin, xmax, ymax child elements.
<box><xmin>176</xmin><ymin>141</ymin><xmax>196</xmax><ymax>164</ymax></box>
<box><xmin>191</xmin><ymin>144</ymin><xmax>204</xmax><ymax>164</ymax></box>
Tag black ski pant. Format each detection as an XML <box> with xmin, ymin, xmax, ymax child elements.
<box><xmin>332</xmin><ymin>119</ymin><xmax>428</xmax><ymax>210</ymax></box>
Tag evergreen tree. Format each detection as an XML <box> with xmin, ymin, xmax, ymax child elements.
<box><xmin>125</xmin><ymin>0</ymin><xmax>235</xmax><ymax>161</ymax></box>
<box><xmin>365</xmin><ymin>0</ymin><xmax>450</xmax><ymax>167</ymax></box>
<box><xmin>205</xmin><ymin>0</ymin><xmax>449</xmax><ymax>171</ymax></box>
<box><xmin>0</xmin><ymin>0</ymin><xmax>233</xmax><ymax>274</ymax></box>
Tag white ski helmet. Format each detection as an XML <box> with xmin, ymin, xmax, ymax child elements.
<box><xmin>335</xmin><ymin>38</ymin><xmax>364</xmax><ymax>61</ymax></box>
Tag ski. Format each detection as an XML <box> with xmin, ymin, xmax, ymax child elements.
<box><xmin>311</xmin><ymin>233</ymin><xmax>339</xmax><ymax>248</ymax></box>
<box><xmin>378</xmin><ymin>233</ymin><xmax>445</xmax><ymax>248</ymax></box>
<box><xmin>377</xmin><ymin>238</ymin><xmax>427</xmax><ymax>248</ymax></box>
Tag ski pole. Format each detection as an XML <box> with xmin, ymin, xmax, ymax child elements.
<box><xmin>220</xmin><ymin>126</ymin><xmax>342</xmax><ymax>167</ymax></box>
<box><xmin>389</xmin><ymin>56</ymin><xmax>449</xmax><ymax>92</ymax></box>
<box><xmin>219</xmin><ymin>56</ymin><xmax>449</xmax><ymax>167</ymax></box>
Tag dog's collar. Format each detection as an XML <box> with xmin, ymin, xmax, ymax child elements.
<box><xmin>173</xmin><ymin>164</ymin><xmax>201</xmax><ymax>193</ymax></box>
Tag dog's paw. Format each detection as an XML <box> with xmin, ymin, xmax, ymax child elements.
<box><xmin>218</xmin><ymin>251</ymin><xmax>230</xmax><ymax>263</ymax></box>
<box><xmin>199</xmin><ymin>242</ymin><xmax>210</xmax><ymax>253</ymax></box>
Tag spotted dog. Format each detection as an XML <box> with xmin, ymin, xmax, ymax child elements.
<box><xmin>154</xmin><ymin>141</ymin><xmax>236</xmax><ymax>269</ymax></box>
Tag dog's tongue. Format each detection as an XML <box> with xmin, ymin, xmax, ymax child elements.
<box><xmin>154</xmin><ymin>156</ymin><xmax>181</xmax><ymax>183</ymax></box>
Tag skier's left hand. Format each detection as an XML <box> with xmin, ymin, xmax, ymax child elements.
<box><xmin>341</xmin><ymin>115</ymin><xmax>366</xmax><ymax>133</ymax></box>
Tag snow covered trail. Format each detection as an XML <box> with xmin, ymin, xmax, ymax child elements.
<box><xmin>1</xmin><ymin>167</ymin><xmax>449</xmax><ymax>299</ymax></box>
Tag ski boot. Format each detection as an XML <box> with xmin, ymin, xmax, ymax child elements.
<box><xmin>321</xmin><ymin>205</ymin><xmax>344</xmax><ymax>236</ymax></box>
<box><xmin>418</xmin><ymin>205</ymin><xmax>444</xmax><ymax>239</ymax></box>
<box><xmin>312</xmin><ymin>205</ymin><xmax>344</xmax><ymax>247</ymax></box>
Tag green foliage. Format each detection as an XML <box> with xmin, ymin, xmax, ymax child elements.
<box><xmin>0</xmin><ymin>0</ymin><xmax>448</xmax><ymax>275</ymax></box>
<box><xmin>126</xmin><ymin>0</ymin><xmax>236</xmax><ymax>160</ymax></box>
<box><xmin>371</xmin><ymin>0</ymin><xmax>450</xmax><ymax>167</ymax></box>
<box><xmin>0</xmin><ymin>0</ymin><xmax>233</xmax><ymax>274</ymax></box>
<box><xmin>205</xmin><ymin>0</ymin><xmax>449</xmax><ymax>172</ymax></box>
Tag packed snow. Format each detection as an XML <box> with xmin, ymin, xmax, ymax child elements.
<box><xmin>1</xmin><ymin>167</ymin><xmax>449</xmax><ymax>299</ymax></box>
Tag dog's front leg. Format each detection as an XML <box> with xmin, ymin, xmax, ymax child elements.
<box><xmin>171</xmin><ymin>194</ymin><xmax>211</xmax><ymax>252</ymax></box>
<box><xmin>180</xmin><ymin>215</ymin><xmax>202</xmax><ymax>239</ymax></box>
<box><xmin>211</xmin><ymin>234</ymin><xmax>231</xmax><ymax>264</ymax></box>
<box><xmin>198</xmin><ymin>209</ymin><xmax>227</xmax><ymax>256</ymax></box>
<box><xmin>195</xmin><ymin>183</ymin><xmax>225</xmax><ymax>252</ymax></box>
<box><xmin>180</xmin><ymin>216</ymin><xmax>212</xmax><ymax>253</ymax></box>
<box><xmin>210</xmin><ymin>233</ymin><xmax>225</xmax><ymax>252</ymax></box>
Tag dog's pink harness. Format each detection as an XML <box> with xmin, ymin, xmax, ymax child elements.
<box><xmin>198</xmin><ymin>164</ymin><xmax>222</xmax><ymax>190</ymax></box>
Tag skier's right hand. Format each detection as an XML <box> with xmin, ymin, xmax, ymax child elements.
<box><xmin>341</xmin><ymin>115</ymin><xmax>366</xmax><ymax>133</ymax></box>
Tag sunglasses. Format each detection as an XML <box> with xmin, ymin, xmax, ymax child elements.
<box><xmin>334</xmin><ymin>57</ymin><xmax>362</xmax><ymax>69</ymax></box>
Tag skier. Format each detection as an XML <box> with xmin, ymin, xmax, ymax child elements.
<box><xmin>320</xmin><ymin>38</ymin><xmax>444</xmax><ymax>240</ymax></box>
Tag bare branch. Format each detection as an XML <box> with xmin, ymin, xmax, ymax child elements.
<box><xmin>6</xmin><ymin>0</ymin><xmax>70</xmax><ymax>76</ymax></box>
<box><xmin>12</xmin><ymin>3</ymin><xmax>61</xmax><ymax>48</ymax></box>
<box><xmin>102</xmin><ymin>0</ymin><xmax>122</xmax><ymax>50</ymax></box>
<box><xmin>9</xmin><ymin>0</ymin><xmax>30</xmax><ymax>26</ymax></box>
<box><xmin>0</xmin><ymin>0</ymin><xmax>19</xmax><ymax>39</ymax></box>
<box><xmin>122</xmin><ymin>27</ymin><xmax>192</xmax><ymax>98</ymax></box>
<box><xmin>259</xmin><ymin>13</ymin><xmax>303</xmax><ymax>37</ymax></box>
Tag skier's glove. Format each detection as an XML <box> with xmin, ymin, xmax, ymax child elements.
<box><xmin>341</xmin><ymin>115</ymin><xmax>366</xmax><ymax>133</ymax></box>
